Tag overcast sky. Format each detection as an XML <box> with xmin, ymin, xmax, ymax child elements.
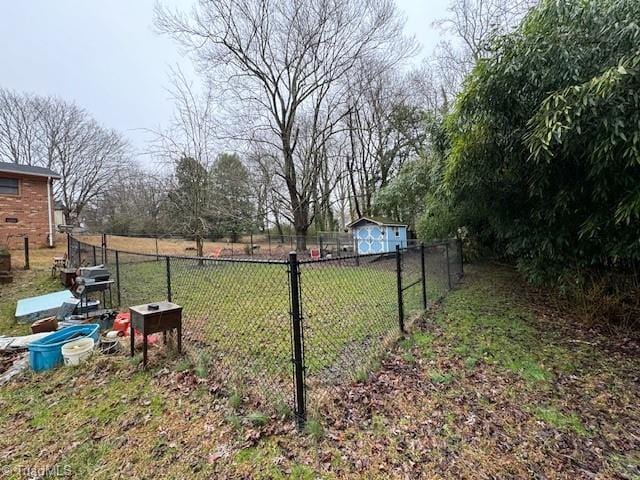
<box><xmin>0</xmin><ymin>0</ymin><xmax>450</xmax><ymax>161</ymax></box>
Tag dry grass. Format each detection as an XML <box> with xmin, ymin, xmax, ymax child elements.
<box><xmin>77</xmin><ymin>234</ymin><xmax>321</xmax><ymax>259</ymax></box>
<box><xmin>8</xmin><ymin>241</ymin><xmax>66</xmax><ymax>271</ymax></box>
<box><xmin>2</xmin><ymin>244</ymin><xmax>66</xmax><ymax>336</ymax></box>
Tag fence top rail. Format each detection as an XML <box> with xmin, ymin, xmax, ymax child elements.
<box><xmin>70</xmin><ymin>235</ymin><xmax>289</xmax><ymax>265</ymax></box>
<box><xmin>76</xmin><ymin>231</ymin><xmax>321</xmax><ymax>241</ymax></box>
<box><xmin>298</xmin><ymin>251</ymin><xmax>389</xmax><ymax>265</ymax></box>
<box><xmin>71</xmin><ymin>235</ymin><xmax>458</xmax><ymax>266</ymax></box>
<box><xmin>297</xmin><ymin>239</ymin><xmax>457</xmax><ymax>265</ymax></box>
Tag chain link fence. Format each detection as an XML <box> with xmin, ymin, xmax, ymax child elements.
<box><xmin>75</xmin><ymin>232</ymin><xmax>329</xmax><ymax>260</ymax></box>
<box><xmin>68</xmin><ymin>234</ymin><xmax>463</xmax><ymax>428</ymax></box>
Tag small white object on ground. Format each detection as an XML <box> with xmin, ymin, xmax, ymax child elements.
<box><xmin>61</xmin><ymin>338</ymin><xmax>95</xmax><ymax>366</ymax></box>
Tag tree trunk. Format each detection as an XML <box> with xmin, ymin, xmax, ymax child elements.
<box><xmin>295</xmin><ymin>225</ymin><xmax>308</xmax><ymax>251</ymax></box>
<box><xmin>196</xmin><ymin>236</ymin><xmax>204</xmax><ymax>265</ymax></box>
<box><xmin>278</xmin><ymin>226</ymin><xmax>285</xmax><ymax>244</ymax></box>
<box><xmin>281</xmin><ymin>135</ymin><xmax>311</xmax><ymax>253</ymax></box>
<box><xmin>292</xmin><ymin>198</ymin><xmax>310</xmax><ymax>252</ymax></box>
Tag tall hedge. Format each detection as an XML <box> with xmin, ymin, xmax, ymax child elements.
<box><xmin>426</xmin><ymin>0</ymin><xmax>640</xmax><ymax>285</ymax></box>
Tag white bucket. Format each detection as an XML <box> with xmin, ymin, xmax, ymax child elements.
<box><xmin>61</xmin><ymin>338</ymin><xmax>95</xmax><ymax>366</ymax></box>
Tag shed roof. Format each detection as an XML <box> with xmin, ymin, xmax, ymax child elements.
<box><xmin>0</xmin><ymin>162</ymin><xmax>61</xmax><ymax>179</ymax></box>
<box><xmin>347</xmin><ymin>216</ymin><xmax>407</xmax><ymax>228</ymax></box>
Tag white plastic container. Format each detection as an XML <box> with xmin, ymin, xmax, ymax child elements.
<box><xmin>61</xmin><ymin>337</ymin><xmax>95</xmax><ymax>366</ymax></box>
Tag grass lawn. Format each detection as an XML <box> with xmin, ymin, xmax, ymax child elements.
<box><xmin>0</xmin><ymin>262</ymin><xmax>638</xmax><ymax>478</ymax></box>
<box><xmin>2</xmin><ymin>241</ymin><xmax>441</xmax><ymax>403</ymax></box>
<box><xmin>113</xmin><ymin>255</ymin><xmax>438</xmax><ymax>394</ymax></box>
<box><xmin>1</xmin><ymin>245</ymin><xmax>67</xmax><ymax>336</ymax></box>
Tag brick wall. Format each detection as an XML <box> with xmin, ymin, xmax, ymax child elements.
<box><xmin>0</xmin><ymin>173</ymin><xmax>56</xmax><ymax>248</ymax></box>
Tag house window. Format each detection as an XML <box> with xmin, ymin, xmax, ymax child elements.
<box><xmin>395</xmin><ymin>229</ymin><xmax>400</xmax><ymax>237</ymax></box>
<box><xmin>5</xmin><ymin>217</ymin><xmax>18</xmax><ymax>223</ymax></box>
<box><xmin>0</xmin><ymin>178</ymin><xmax>19</xmax><ymax>195</ymax></box>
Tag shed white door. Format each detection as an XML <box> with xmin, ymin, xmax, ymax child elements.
<box><xmin>357</xmin><ymin>225</ymin><xmax>383</xmax><ymax>254</ymax></box>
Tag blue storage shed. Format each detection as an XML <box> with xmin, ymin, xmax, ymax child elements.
<box><xmin>347</xmin><ymin>217</ymin><xmax>408</xmax><ymax>255</ymax></box>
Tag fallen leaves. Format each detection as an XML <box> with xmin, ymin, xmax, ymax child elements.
<box><xmin>0</xmin><ymin>264</ymin><xmax>638</xmax><ymax>479</ymax></box>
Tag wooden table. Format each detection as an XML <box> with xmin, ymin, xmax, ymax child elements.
<box><xmin>129</xmin><ymin>301</ymin><xmax>183</xmax><ymax>367</ymax></box>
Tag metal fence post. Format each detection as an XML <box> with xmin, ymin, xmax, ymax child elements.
<box><xmin>77</xmin><ymin>238</ymin><xmax>81</xmax><ymax>267</ymax></box>
<box><xmin>92</xmin><ymin>245</ymin><xmax>97</xmax><ymax>266</ymax></box>
<box><xmin>445</xmin><ymin>242</ymin><xmax>452</xmax><ymax>290</ymax></box>
<box><xmin>459</xmin><ymin>238</ymin><xmax>464</xmax><ymax>277</ymax></box>
<box><xmin>102</xmin><ymin>234</ymin><xmax>108</xmax><ymax>265</ymax></box>
<box><xmin>23</xmin><ymin>237</ymin><xmax>29</xmax><ymax>270</ymax></box>
<box><xmin>166</xmin><ymin>256</ymin><xmax>172</xmax><ymax>302</ymax></box>
<box><xmin>395</xmin><ymin>244</ymin><xmax>405</xmax><ymax>333</ymax></box>
<box><xmin>115</xmin><ymin>251</ymin><xmax>121</xmax><ymax>306</ymax></box>
<box><xmin>288</xmin><ymin>251</ymin><xmax>306</xmax><ymax>430</ymax></box>
<box><xmin>420</xmin><ymin>243</ymin><xmax>427</xmax><ymax>310</ymax></box>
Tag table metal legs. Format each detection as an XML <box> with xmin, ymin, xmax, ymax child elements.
<box><xmin>129</xmin><ymin>321</ymin><xmax>134</xmax><ymax>358</ymax></box>
<box><xmin>129</xmin><ymin>323</ymin><xmax>182</xmax><ymax>368</ymax></box>
<box><xmin>143</xmin><ymin>333</ymin><xmax>148</xmax><ymax>367</ymax></box>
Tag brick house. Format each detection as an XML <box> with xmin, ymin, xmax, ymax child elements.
<box><xmin>0</xmin><ymin>162</ymin><xmax>61</xmax><ymax>248</ymax></box>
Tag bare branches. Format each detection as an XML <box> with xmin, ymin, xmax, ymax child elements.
<box><xmin>428</xmin><ymin>0</ymin><xmax>537</xmax><ymax>101</ymax></box>
<box><xmin>0</xmin><ymin>89</ymin><xmax>42</xmax><ymax>166</ymax></box>
<box><xmin>155</xmin><ymin>0</ymin><xmax>416</xmax><ymax>249</ymax></box>
<box><xmin>341</xmin><ymin>59</ymin><xmax>427</xmax><ymax>218</ymax></box>
<box><xmin>436</xmin><ymin>0</ymin><xmax>536</xmax><ymax>60</ymax></box>
<box><xmin>147</xmin><ymin>65</ymin><xmax>219</xmax><ymax>168</ymax></box>
<box><xmin>0</xmin><ymin>88</ymin><xmax>131</xmax><ymax>224</ymax></box>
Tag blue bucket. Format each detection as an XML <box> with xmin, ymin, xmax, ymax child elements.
<box><xmin>28</xmin><ymin>324</ymin><xmax>100</xmax><ymax>372</ymax></box>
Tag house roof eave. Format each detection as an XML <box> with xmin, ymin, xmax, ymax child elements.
<box><xmin>0</xmin><ymin>162</ymin><xmax>61</xmax><ymax>180</ymax></box>
<box><xmin>346</xmin><ymin>216</ymin><xmax>407</xmax><ymax>228</ymax></box>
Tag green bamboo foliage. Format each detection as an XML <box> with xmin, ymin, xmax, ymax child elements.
<box><xmin>417</xmin><ymin>0</ymin><xmax>640</xmax><ymax>285</ymax></box>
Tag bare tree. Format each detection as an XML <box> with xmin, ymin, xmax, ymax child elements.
<box><xmin>256</xmin><ymin>155</ymin><xmax>290</xmax><ymax>242</ymax></box>
<box><xmin>343</xmin><ymin>60</ymin><xmax>426</xmax><ymax>218</ymax></box>
<box><xmin>0</xmin><ymin>89</ymin><xmax>131</xmax><ymax>224</ymax></box>
<box><xmin>147</xmin><ymin>67</ymin><xmax>221</xmax><ymax>253</ymax></box>
<box><xmin>84</xmin><ymin>166</ymin><xmax>169</xmax><ymax>235</ymax></box>
<box><xmin>148</xmin><ymin>66</ymin><xmax>218</xmax><ymax>167</ymax></box>
<box><xmin>155</xmin><ymin>0</ymin><xmax>416</xmax><ymax>250</ymax></box>
<box><xmin>436</xmin><ymin>0</ymin><xmax>536</xmax><ymax>60</ymax></box>
<box><xmin>0</xmin><ymin>89</ymin><xmax>42</xmax><ymax>165</ymax></box>
<box><xmin>37</xmin><ymin>98</ymin><xmax>130</xmax><ymax>223</ymax></box>
<box><xmin>431</xmin><ymin>0</ymin><xmax>537</xmax><ymax>100</ymax></box>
